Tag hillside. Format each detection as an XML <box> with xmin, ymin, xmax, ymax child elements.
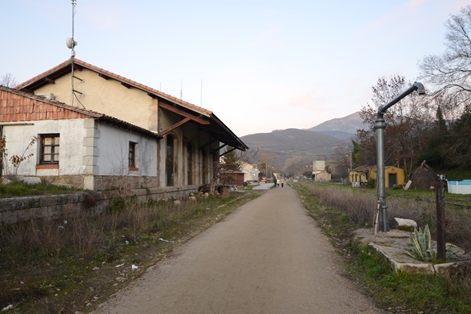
<box><xmin>240</xmin><ymin>128</ymin><xmax>347</xmax><ymax>165</ymax></box>
<box><xmin>309</xmin><ymin>112</ymin><xmax>365</xmax><ymax>137</ymax></box>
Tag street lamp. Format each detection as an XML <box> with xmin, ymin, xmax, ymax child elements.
<box><xmin>375</xmin><ymin>82</ymin><xmax>425</xmax><ymax>232</ymax></box>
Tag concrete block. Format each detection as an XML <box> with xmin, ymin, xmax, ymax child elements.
<box><xmin>83</xmin><ymin>137</ymin><xmax>97</xmax><ymax>147</ymax></box>
<box><xmin>83</xmin><ymin>118</ymin><xmax>95</xmax><ymax>129</ymax></box>
<box><xmin>394</xmin><ymin>217</ymin><xmax>417</xmax><ymax>231</ymax></box>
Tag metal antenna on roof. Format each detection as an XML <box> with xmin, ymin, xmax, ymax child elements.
<box><xmin>66</xmin><ymin>0</ymin><xmax>85</xmax><ymax>108</ymax></box>
<box><xmin>66</xmin><ymin>0</ymin><xmax>78</xmax><ymax>106</ymax></box>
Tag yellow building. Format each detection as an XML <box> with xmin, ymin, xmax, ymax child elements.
<box><xmin>350</xmin><ymin>165</ymin><xmax>405</xmax><ymax>188</ymax></box>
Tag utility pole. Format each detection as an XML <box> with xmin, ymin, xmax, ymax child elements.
<box><xmin>435</xmin><ymin>175</ymin><xmax>446</xmax><ymax>260</ymax></box>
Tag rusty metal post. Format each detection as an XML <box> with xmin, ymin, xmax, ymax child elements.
<box><xmin>435</xmin><ymin>175</ymin><xmax>446</xmax><ymax>260</ymax></box>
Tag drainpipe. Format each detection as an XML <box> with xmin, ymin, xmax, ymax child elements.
<box><xmin>375</xmin><ymin>82</ymin><xmax>425</xmax><ymax>232</ymax></box>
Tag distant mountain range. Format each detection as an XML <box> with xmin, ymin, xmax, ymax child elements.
<box><xmin>308</xmin><ymin>112</ymin><xmax>364</xmax><ymax>140</ymax></box>
<box><xmin>240</xmin><ymin>112</ymin><xmax>365</xmax><ymax>166</ymax></box>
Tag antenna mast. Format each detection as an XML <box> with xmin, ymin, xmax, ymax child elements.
<box><xmin>71</xmin><ymin>0</ymin><xmax>77</xmax><ymax>105</ymax></box>
<box><xmin>66</xmin><ymin>0</ymin><xmax>83</xmax><ymax>107</ymax></box>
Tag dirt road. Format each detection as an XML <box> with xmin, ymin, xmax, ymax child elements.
<box><xmin>94</xmin><ymin>186</ymin><xmax>385</xmax><ymax>314</ymax></box>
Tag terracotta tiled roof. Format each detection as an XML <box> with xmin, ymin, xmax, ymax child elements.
<box><xmin>16</xmin><ymin>58</ymin><xmax>212</xmax><ymax>117</ymax></box>
<box><xmin>15</xmin><ymin>58</ymin><xmax>248</xmax><ymax>151</ymax></box>
<box><xmin>0</xmin><ymin>85</ymin><xmax>161</xmax><ymax>139</ymax></box>
<box><xmin>352</xmin><ymin>165</ymin><xmax>375</xmax><ymax>172</ymax></box>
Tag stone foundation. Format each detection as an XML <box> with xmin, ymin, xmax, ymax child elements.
<box><xmin>0</xmin><ymin>185</ymin><xmax>198</xmax><ymax>225</ymax></box>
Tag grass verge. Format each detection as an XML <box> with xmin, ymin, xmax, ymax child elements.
<box><xmin>0</xmin><ymin>179</ymin><xmax>79</xmax><ymax>198</ymax></box>
<box><xmin>292</xmin><ymin>181</ymin><xmax>471</xmax><ymax>314</ymax></box>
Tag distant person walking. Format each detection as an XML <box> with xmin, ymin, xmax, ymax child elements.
<box><xmin>276</xmin><ymin>178</ymin><xmax>280</xmax><ymax>187</ymax></box>
<box><xmin>281</xmin><ymin>178</ymin><xmax>285</xmax><ymax>188</ymax></box>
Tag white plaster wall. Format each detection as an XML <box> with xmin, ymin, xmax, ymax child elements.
<box><xmin>95</xmin><ymin>122</ymin><xmax>157</xmax><ymax>176</ymax></box>
<box><xmin>2</xmin><ymin>119</ymin><xmax>87</xmax><ymax>176</ymax></box>
<box><xmin>241</xmin><ymin>162</ymin><xmax>258</xmax><ymax>181</ymax></box>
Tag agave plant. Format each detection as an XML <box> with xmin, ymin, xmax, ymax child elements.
<box><xmin>407</xmin><ymin>224</ymin><xmax>437</xmax><ymax>262</ymax></box>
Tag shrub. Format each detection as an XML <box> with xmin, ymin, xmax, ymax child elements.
<box><xmin>367</xmin><ymin>178</ymin><xmax>376</xmax><ymax>189</ymax></box>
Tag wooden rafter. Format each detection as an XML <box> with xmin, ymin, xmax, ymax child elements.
<box><xmin>200</xmin><ymin>138</ymin><xmax>218</xmax><ymax>150</ymax></box>
<box><xmin>159</xmin><ymin>117</ymin><xmax>190</xmax><ymax>136</ymax></box>
<box><xmin>159</xmin><ymin>102</ymin><xmax>209</xmax><ymax>125</ymax></box>
<box><xmin>121</xmin><ymin>82</ymin><xmax>132</xmax><ymax>89</ymax></box>
<box><xmin>219</xmin><ymin>146</ymin><xmax>236</xmax><ymax>157</ymax></box>
<box><xmin>99</xmin><ymin>73</ymin><xmax>111</xmax><ymax>80</ymax></box>
<box><xmin>184</xmin><ymin>130</ymin><xmax>206</xmax><ymax>145</ymax></box>
<box><xmin>213</xmin><ymin>143</ymin><xmax>228</xmax><ymax>154</ymax></box>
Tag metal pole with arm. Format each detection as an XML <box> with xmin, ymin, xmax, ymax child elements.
<box><xmin>374</xmin><ymin>82</ymin><xmax>425</xmax><ymax>232</ymax></box>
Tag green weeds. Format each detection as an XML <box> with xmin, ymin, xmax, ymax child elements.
<box><xmin>0</xmin><ymin>179</ymin><xmax>77</xmax><ymax>198</ymax></box>
<box><xmin>292</xmin><ymin>181</ymin><xmax>471</xmax><ymax>314</ymax></box>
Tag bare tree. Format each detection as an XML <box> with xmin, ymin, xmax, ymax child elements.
<box><xmin>331</xmin><ymin>143</ymin><xmax>352</xmax><ymax>178</ymax></box>
<box><xmin>257</xmin><ymin>149</ymin><xmax>282</xmax><ymax>176</ymax></box>
<box><xmin>283</xmin><ymin>156</ymin><xmax>303</xmax><ymax>178</ymax></box>
<box><xmin>356</xmin><ymin>75</ymin><xmax>433</xmax><ymax>178</ymax></box>
<box><xmin>419</xmin><ymin>4</ymin><xmax>471</xmax><ymax>108</ymax></box>
<box><xmin>237</xmin><ymin>147</ymin><xmax>259</xmax><ymax>164</ymax></box>
<box><xmin>0</xmin><ymin>73</ymin><xmax>18</xmax><ymax>88</ymax></box>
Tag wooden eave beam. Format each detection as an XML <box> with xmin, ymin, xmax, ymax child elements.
<box><xmin>72</xmin><ymin>64</ymin><xmax>83</xmax><ymax>72</ymax></box>
<box><xmin>200</xmin><ymin>138</ymin><xmax>218</xmax><ymax>150</ymax></box>
<box><xmin>213</xmin><ymin>143</ymin><xmax>227</xmax><ymax>154</ymax></box>
<box><xmin>159</xmin><ymin>117</ymin><xmax>191</xmax><ymax>137</ymax></box>
<box><xmin>219</xmin><ymin>146</ymin><xmax>236</xmax><ymax>157</ymax></box>
<box><xmin>159</xmin><ymin>102</ymin><xmax>209</xmax><ymax>125</ymax></box>
<box><xmin>205</xmin><ymin>126</ymin><xmax>224</xmax><ymax>135</ymax></box>
<box><xmin>44</xmin><ymin>77</ymin><xmax>55</xmax><ymax>84</ymax></box>
<box><xmin>184</xmin><ymin>130</ymin><xmax>206</xmax><ymax>145</ymax></box>
<box><xmin>121</xmin><ymin>82</ymin><xmax>132</xmax><ymax>89</ymax></box>
<box><xmin>99</xmin><ymin>73</ymin><xmax>111</xmax><ymax>80</ymax></box>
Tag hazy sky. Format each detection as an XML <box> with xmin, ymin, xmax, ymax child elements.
<box><xmin>2</xmin><ymin>0</ymin><xmax>469</xmax><ymax>137</ymax></box>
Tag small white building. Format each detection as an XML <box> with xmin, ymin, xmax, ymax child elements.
<box><xmin>240</xmin><ymin>161</ymin><xmax>259</xmax><ymax>182</ymax></box>
<box><xmin>312</xmin><ymin>160</ymin><xmax>331</xmax><ymax>182</ymax></box>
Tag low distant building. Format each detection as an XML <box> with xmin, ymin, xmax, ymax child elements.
<box><xmin>312</xmin><ymin>160</ymin><xmax>331</xmax><ymax>182</ymax></box>
<box><xmin>240</xmin><ymin>161</ymin><xmax>259</xmax><ymax>182</ymax></box>
<box><xmin>350</xmin><ymin>165</ymin><xmax>405</xmax><ymax>188</ymax></box>
<box><xmin>349</xmin><ymin>165</ymin><xmax>373</xmax><ymax>187</ymax></box>
<box><xmin>220</xmin><ymin>170</ymin><xmax>245</xmax><ymax>186</ymax></box>
<box><xmin>313</xmin><ymin>170</ymin><xmax>332</xmax><ymax>182</ymax></box>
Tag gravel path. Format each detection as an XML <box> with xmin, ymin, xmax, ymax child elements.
<box><xmin>94</xmin><ymin>186</ymin><xmax>386</xmax><ymax>314</ymax></box>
